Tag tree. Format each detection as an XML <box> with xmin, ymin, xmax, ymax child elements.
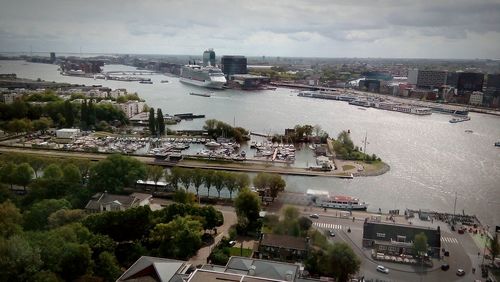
<box><xmin>0</xmin><ymin>162</ymin><xmax>16</xmax><ymax>189</ymax></box>
<box><xmin>253</xmin><ymin>172</ymin><xmax>270</xmax><ymax>191</ymax></box>
<box><xmin>148</xmin><ymin>107</ymin><xmax>156</xmax><ymax>135</ymax></box>
<box><xmin>490</xmin><ymin>233</ymin><xmax>499</xmax><ymax>266</ymax></box>
<box><xmin>203</xmin><ymin>169</ymin><xmax>214</xmax><ymax>198</ymax></box>
<box><xmin>14</xmin><ymin>162</ymin><xmax>34</xmax><ymax>189</ymax></box>
<box><xmin>0</xmin><ymin>235</ymin><xmax>42</xmax><ymax>281</ymax></box>
<box><xmin>43</xmin><ymin>163</ymin><xmax>63</xmax><ymax>181</ymax></box>
<box><xmin>191</xmin><ymin>168</ymin><xmax>204</xmax><ymax>199</ymax></box>
<box><xmin>413</xmin><ymin>232</ymin><xmax>428</xmax><ymax>258</ymax></box>
<box><xmin>149</xmin><ymin>216</ymin><xmax>203</xmax><ymax>259</ymax></box>
<box><xmin>169</xmin><ymin>166</ymin><xmax>182</xmax><ymax>190</ymax></box>
<box><xmin>173</xmin><ymin>190</ymin><xmax>196</xmax><ymax>204</ymax></box>
<box><xmin>62</xmin><ymin>164</ymin><xmax>82</xmax><ymax>184</ymax></box>
<box><xmin>95</xmin><ymin>251</ymin><xmax>121</xmax><ymax>282</ymax></box>
<box><xmin>0</xmin><ymin>200</ymin><xmax>23</xmax><ymax>238</ymax></box>
<box><xmin>179</xmin><ymin>168</ymin><xmax>192</xmax><ymax>191</ymax></box>
<box><xmin>88</xmin><ymin>99</ymin><xmax>96</xmax><ymax>127</ymax></box>
<box><xmin>58</xmin><ymin>243</ymin><xmax>92</xmax><ymax>281</ymax></box>
<box><xmin>213</xmin><ymin>171</ymin><xmax>226</xmax><ymax>198</ymax></box>
<box><xmin>80</xmin><ymin>99</ymin><xmax>88</xmax><ymax>129</ymax></box>
<box><xmin>88</xmin><ymin>154</ymin><xmax>147</xmax><ymax>193</ymax></box>
<box><xmin>235</xmin><ymin>173</ymin><xmax>250</xmax><ymax>192</ymax></box>
<box><xmin>224</xmin><ymin>172</ymin><xmax>237</xmax><ymax>199</ymax></box>
<box><xmin>47</xmin><ymin>209</ymin><xmax>86</xmax><ymax>229</ymax></box>
<box><xmin>23</xmin><ymin>198</ymin><xmax>72</xmax><ymax>230</ymax></box>
<box><xmin>326</xmin><ymin>242</ymin><xmax>361</xmax><ymax>282</ymax></box>
<box><xmin>32</xmin><ymin>117</ymin><xmax>52</xmax><ymax>133</ymax></box>
<box><xmin>148</xmin><ymin>166</ymin><xmax>164</xmax><ymax>191</ymax></box>
<box><xmin>157</xmin><ymin>108</ymin><xmax>165</xmax><ymax>136</ymax></box>
<box><xmin>28</xmin><ymin>156</ymin><xmax>47</xmax><ymax>178</ymax></box>
<box><xmin>268</xmin><ymin>174</ymin><xmax>286</xmax><ymax>200</ymax></box>
<box><xmin>234</xmin><ymin>188</ymin><xmax>261</xmax><ymax>233</ymax></box>
<box><xmin>298</xmin><ymin>216</ymin><xmax>313</xmax><ymax>234</ymax></box>
<box><xmin>63</xmin><ymin>100</ymin><xmax>75</xmax><ymax>127</ymax></box>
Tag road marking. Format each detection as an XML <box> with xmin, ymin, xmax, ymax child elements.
<box><xmin>441</xmin><ymin>237</ymin><xmax>458</xmax><ymax>244</ymax></box>
<box><xmin>313</xmin><ymin>222</ymin><xmax>343</xmax><ymax>230</ymax></box>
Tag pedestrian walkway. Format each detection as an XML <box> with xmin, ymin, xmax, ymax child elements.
<box><xmin>441</xmin><ymin>236</ymin><xmax>459</xmax><ymax>244</ymax></box>
<box><xmin>313</xmin><ymin>222</ymin><xmax>343</xmax><ymax>230</ymax></box>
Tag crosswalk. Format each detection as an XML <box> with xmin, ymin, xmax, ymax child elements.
<box><xmin>313</xmin><ymin>222</ymin><xmax>343</xmax><ymax>230</ymax></box>
<box><xmin>441</xmin><ymin>237</ymin><xmax>459</xmax><ymax>244</ymax></box>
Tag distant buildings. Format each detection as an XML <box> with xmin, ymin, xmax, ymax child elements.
<box><xmin>203</xmin><ymin>49</ymin><xmax>216</xmax><ymax>67</ymax></box>
<box><xmin>1</xmin><ymin>92</ymin><xmax>23</xmax><ymax>104</ymax></box>
<box><xmin>407</xmin><ymin>69</ymin><xmax>447</xmax><ymax>89</ymax></box>
<box><xmin>221</xmin><ymin>55</ymin><xmax>248</xmax><ymax>76</ymax></box>
<box><xmin>116</xmin><ymin>100</ymin><xmax>145</xmax><ymax>118</ymax></box>
<box><xmin>469</xmin><ymin>91</ymin><xmax>484</xmax><ymax>106</ymax></box>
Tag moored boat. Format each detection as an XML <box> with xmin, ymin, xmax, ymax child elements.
<box><xmin>307</xmin><ymin>189</ymin><xmax>367</xmax><ymax>210</ymax></box>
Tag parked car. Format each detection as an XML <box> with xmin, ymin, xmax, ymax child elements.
<box><xmin>229</xmin><ymin>241</ymin><xmax>237</xmax><ymax>246</ymax></box>
<box><xmin>456</xmin><ymin>269</ymin><xmax>465</xmax><ymax>276</ymax></box>
<box><xmin>329</xmin><ymin>230</ymin><xmax>335</xmax><ymax>237</ymax></box>
<box><xmin>441</xmin><ymin>264</ymin><xmax>450</xmax><ymax>271</ymax></box>
<box><xmin>376</xmin><ymin>265</ymin><xmax>389</xmax><ymax>274</ymax></box>
<box><xmin>444</xmin><ymin>250</ymin><xmax>450</xmax><ymax>257</ymax></box>
<box><xmin>309</xmin><ymin>214</ymin><xmax>319</xmax><ymax>219</ymax></box>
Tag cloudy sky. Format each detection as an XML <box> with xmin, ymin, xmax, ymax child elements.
<box><xmin>1</xmin><ymin>0</ymin><xmax>500</xmax><ymax>59</ymax></box>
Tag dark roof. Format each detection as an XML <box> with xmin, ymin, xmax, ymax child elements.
<box><xmin>85</xmin><ymin>192</ymin><xmax>147</xmax><ymax>210</ymax></box>
<box><xmin>117</xmin><ymin>256</ymin><xmax>188</xmax><ymax>282</ymax></box>
<box><xmin>260</xmin><ymin>234</ymin><xmax>308</xmax><ymax>251</ymax></box>
<box><xmin>363</xmin><ymin>221</ymin><xmax>441</xmax><ymax>248</ymax></box>
<box><xmin>225</xmin><ymin>256</ymin><xmax>300</xmax><ymax>281</ymax></box>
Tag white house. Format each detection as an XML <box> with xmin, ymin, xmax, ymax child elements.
<box><xmin>56</xmin><ymin>128</ymin><xmax>80</xmax><ymax>139</ymax></box>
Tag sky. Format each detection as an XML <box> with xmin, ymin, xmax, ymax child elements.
<box><xmin>1</xmin><ymin>0</ymin><xmax>500</xmax><ymax>59</ymax></box>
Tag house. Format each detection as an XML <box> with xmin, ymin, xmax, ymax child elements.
<box><xmin>117</xmin><ymin>256</ymin><xmax>192</xmax><ymax>282</ymax></box>
<box><xmin>84</xmin><ymin>191</ymin><xmax>152</xmax><ymax>213</ymax></box>
<box><xmin>362</xmin><ymin>220</ymin><xmax>441</xmax><ymax>258</ymax></box>
<box><xmin>56</xmin><ymin>128</ymin><xmax>80</xmax><ymax>139</ymax></box>
<box><xmin>118</xmin><ymin>256</ymin><xmax>308</xmax><ymax>282</ymax></box>
<box><xmin>255</xmin><ymin>233</ymin><xmax>309</xmax><ymax>262</ymax></box>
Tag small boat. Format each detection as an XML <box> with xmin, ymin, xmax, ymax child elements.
<box><xmin>161</xmin><ymin>80</ymin><xmax>169</xmax><ymax>83</ymax></box>
<box><xmin>205</xmin><ymin>141</ymin><xmax>221</xmax><ymax>149</ymax></box>
<box><xmin>449</xmin><ymin>116</ymin><xmax>471</xmax><ymax>123</ymax></box>
<box><xmin>190</xmin><ymin>92</ymin><xmax>211</xmax><ymax>97</ymax></box>
<box><xmin>495</xmin><ymin>142</ymin><xmax>500</xmax><ymax>147</ymax></box>
<box><xmin>139</xmin><ymin>80</ymin><xmax>153</xmax><ymax>84</ymax></box>
<box><xmin>464</xmin><ymin>130</ymin><xmax>473</xmax><ymax>133</ymax></box>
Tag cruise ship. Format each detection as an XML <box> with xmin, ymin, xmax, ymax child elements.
<box><xmin>180</xmin><ymin>64</ymin><xmax>226</xmax><ymax>89</ymax></box>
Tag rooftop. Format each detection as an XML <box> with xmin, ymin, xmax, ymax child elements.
<box><xmin>260</xmin><ymin>234</ymin><xmax>308</xmax><ymax>251</ymax></box>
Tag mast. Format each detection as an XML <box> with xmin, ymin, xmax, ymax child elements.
<box><xmin>363</xmin><ymin>131</ymin><xmax>368</xmax><ymax>154</ymax></box>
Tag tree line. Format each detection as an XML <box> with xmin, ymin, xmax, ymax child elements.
<box><xmin>203</xmin><ymin>119</ymin><xmax>250</xmax><ymax>143</ymax></box>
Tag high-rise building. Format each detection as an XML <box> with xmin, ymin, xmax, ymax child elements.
<box><xmin>407</xmin><ymin>69</ymin><xmax>447</xmax><ymax>89</ymax></box>
<box><xmin>484</xmin><ymin>74</ymin><xmax>500</xmax><ymax>107</ymax></box>
<box><xmin>202</xmin><ymin>49</ymin><xmax>216</xmax><ymax>67</ymax></box>
<box><xmin>221</xmin><ymin>55</ymin><xmax>247</xmax><ymax>76</ymax></box>
<box><xmin>455</xmin><ymin>72</ymin><xmax>484</xmax><ymax>93</ymax></box>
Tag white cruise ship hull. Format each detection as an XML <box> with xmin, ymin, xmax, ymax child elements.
<box><xmin>179</xmin><ymin>77</ymin><xmax>225</xmax><ymax>89</ymax></box>
<box><xmin>318</xmin><ymin>202</ymin><xmax>368</xmax><ymax>210</ymax></box>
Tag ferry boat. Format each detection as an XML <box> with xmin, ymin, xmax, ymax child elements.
<box><xmin>307</xmin><ymin>189</ymin><xmax>368</xmax><ymax>210</ymax></box>
<box><xmin>449</xmin><ymin>116</ymin><xmax>471</xmax><ymax>123</ymax></box>
<box><xmin>180</xmin><ymin>64</ymin><xmax>226</xmax><ymax>89</ymax></box>
<box><xmin>139</xmin><ymin>80</ymin><xmax>153</xmax><ymax>84</ymax></box>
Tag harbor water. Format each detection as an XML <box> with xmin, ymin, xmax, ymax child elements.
<box><xmin>1</xmin><ymin>60</ymin><xmax>499</xmax><ymax>227</ymax></box>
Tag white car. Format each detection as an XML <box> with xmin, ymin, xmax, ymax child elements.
<box><xmin>376</xmin><ymin>265</ymin><xmax>389</xmax><ymax>274</ymax></box>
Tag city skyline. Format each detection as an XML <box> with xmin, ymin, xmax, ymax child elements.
<box><xmin>1</xmin><ymin>0</ymin><xmax>500</xmax><ymax>59</ymax></box>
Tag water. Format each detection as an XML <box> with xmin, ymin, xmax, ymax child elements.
<box><xmin>1</xmin><ymin>60</ymin><xmax>499</xmax><ymax>227</ymax></box>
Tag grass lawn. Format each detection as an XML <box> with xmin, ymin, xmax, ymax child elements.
<box><xmin>229</xmin><ymin>247</ymin><xmax>252</xmax><ymax>257</ymax></box>
<box><xmin>342</xmin><ymin>164</ymin><xmax>356</xmax><ymax>171</ymax></box>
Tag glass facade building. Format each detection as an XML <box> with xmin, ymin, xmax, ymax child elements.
<box><xmin>221</xmin><ymin>56</ymin><xmax>248</xmax><ymax>76</ymax></box>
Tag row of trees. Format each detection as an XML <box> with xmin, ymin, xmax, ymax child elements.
<box><xmin>203</xmin><ymin>119</ymin><xmax>250</xmax><ymax>143</ymax></box>
<box><xmin>0</xmin><ymin>98</ymin><xmax>127</xmax><ymax>133</ymax></box>
<box><xmin>148</xmin><ymin>108</ymin><xmax>165</xmax><ymax>136</ymax></box>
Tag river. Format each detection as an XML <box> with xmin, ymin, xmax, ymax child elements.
<box><xmin>1</xmin><ymin>60</ymin><xmax>499</xmax><ymax>227</ymax></box>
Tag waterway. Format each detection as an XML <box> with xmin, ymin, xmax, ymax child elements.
<box><xmin>1</xmin><ymin>60</ymin><xmax>499</xmax><ymax>227</ymax></box>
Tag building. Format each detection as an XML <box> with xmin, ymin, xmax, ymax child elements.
<box><xmin>118</xmin><ymin>256</ymin><xmax>305</xmax><ymax>282</ymax></box>
<box><xmin>228</xmin><ymin>74</ymin><xmax>270</xmax><ymax>90</ymax></box>
<box><xmin>55</xmin><ymin>128</ymin><xmax>80</xmax><ymax>139</ymax></box>
<box><xmin>84</xmin><ymin>192</ymin><xmax>152</xmax><ymax>213</ymax></box>
<box><xmin>116</xmin><ymin>101</ymin><xmax>145</xmax><ymax>118</ymax></box>
<box><xmin>452</xmin><ymin>72</ymin><xmax>484</xmax><ymax>94</ymax></box>
<box><xmin>221</xmin><ymin>56</ymin><xmax>248</xmax><ymax>76</ymax></box>
<box><xmin>358</xmin><ymin>79</ymin><xmax>380</xmax><ymax>93</ymax></box>
<box><xmin>407</xmin><ymin>69</ymin><xmax>447</xmax><ymax>89</ymax></box>
<box><xmin>484</xmin><ymin>74</ymin><xmax>500</xmax><ymax>107</ymax></box>
<box><xmin>203</xmin><ymin>49</ymin><xmax>216</xmax><ymax>67</ymax></box>
<box><xmin>469</xmin><ymin>91</ymin><xmax>484</xmax><ymax>106</ymax></box>
<box><xmin>2</xmin><ymin>92</ymin><xmax>23</xmax><ymax>104</ymax></box>
<box><xmin>362</xmin><ymin>220</ymin><xmax>441</xmax><ymax>258</ymax></box>
<box><xmin>109</xmin><ymin>88</ymin><xmax>127</xmax><ymax>99</ymax></box>
<box><xmin>255</xmin><ymin>233</ymin><xmax>309</xmax><ymax>262</ymax></box>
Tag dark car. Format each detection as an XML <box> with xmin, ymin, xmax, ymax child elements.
<box><xmin>456</xmin><ymin>269</ymin><xmax>465</xmax><ymax>276</ymax></box>
<box><xmin>444</xmin><ymin>251</ymin><xmax>450</xmax><ymax>257</ymax></box>
<box><xmin>309</xmin><ymin>214</ymin><xmax>319</xmax><ymax>219</ymax></box>
<box><xmin>441</xmin><ymin>264</ymin><xmax>450</xmax><ymax>271</ymax></box>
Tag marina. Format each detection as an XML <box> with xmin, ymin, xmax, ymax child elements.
<box><xmin>2</xmin><ymin>60</ymin><xmax>499</xmax><ymax>228</ymax></box>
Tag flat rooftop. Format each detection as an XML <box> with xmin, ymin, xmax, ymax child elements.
<box><xmin>188</xmin><ymin>269</ymin><xmax>283</xmax><ymax>282</ymax></box>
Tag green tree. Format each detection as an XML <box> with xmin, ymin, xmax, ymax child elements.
<box><xmin>0</xmin><ymin>162</ymin><xmax>16</xmax><ymax>189</ymax></box>
<box><xmin>28</xmin><ymin>156</ymin><xmax>47</xmax><ymax>178</ymax></box>
<box><xmin>14</xmin><ymin>162</ymin><xmax>34</xmax><ymax>189</ymax></box>
<box><xmin>298</xmin><ymin>216</ymin><xmax>313</xmax><ymax>234</ymax></box>
<box><xmin>43</xmin><ymin>163</ymin><xmax>63</xmax><ymax>181</ymax></box>
<box><xmin>253</xmin><ymin>172</ymin><xmax>270</xmax><ymax>191</ymax></box>
<box><xmin>0</xmin><ymin>200</ymin><xmax>23</xmax><ymax>238</ymax></box>
<box><xmin>47</xmin><ymin>209</ymin><xmax>86</xmax><ymax>229</ymax></box>
<box><xmin>413</xmin><ymin>232</ymin><xmax>428</xmax><ymax>257</ymax></box>
<box><xmin>148</xmin><ymin>107</ymin><xmax>156</xmax><ymax>135</ymax></box>
<box><xmin>88</xmin><ymin>154</ymin><xmax>147</xmax><ymax>193</ymax></box>
<box><xmin>148</xmin><ymin>165</ymin><xmax>164</xmax><ymax>191</ymax></box>
<box><xmin>326</xmin><ymin>242</ymin><xmax>361</xmax><ymax>282</ymax></box>
<box><xmin>490</xmin><ymin>233</ymin><xmax>499</xmax><ymax>266</ymax></box>
<box><xmin>179</xmin><ymin>167</ymin><xmax>192</xmax><ymax>191</ymax></box>
<box><xmin>224</xmin><ymin>172</ymin><xmax>237</xmax><ymax>199</ymax></box>
<box><xmin>80</xmin><ymin>99</ymin><xmax>88</xmax><ymax>129</ymax></box>
<box><xmin>23</xmin><ymin>198</ymin><xmax>72</xmax><ymax>230</ymax></box>
<box><xmin>0</xmin><ymin>235</ymin><xmax>42</xmax><ymax>281</ymax></box>
<box><xmin>63</xmin><ymin>100</ymin><xmax>75</xmax><ymax>127</ymax></box>
<box><xmin>213</xmin><ymin>171</ymin><xmax>226</xmax><ymax>198</ymax></box>
<box><xmin>234</xmin><ymin>188</ymin><xmax>261</xmax><ymax>233</ymax></box>
<box><xmin>95</xmin><ymin>251</ymin><xmax>121</xmax><ymax>282</ymax></box>
<box><xmin>191</xmin><ymin>168</ymin><xmax>204</xmax><ymax>199</ymax></box>
<box><xmin>149</xmin><ymin>216</ymin><xmax>203</xmax><ymax>259</ymax></box>
<box><xmin>58</xmin><ymin>243</ymin><xmax>92</xmax><ymax>281</ymax></box>
<box><xmin>173</xmin><ymin>190</ymin><xmax>196</xmax><ymax>204</ymax></box>
<box><xmin>203</xmin><ymin>169</ymin><xmax>214</xmax><ymax>198</ymax></box>
<box><xmin>235</xmin><ymin>173</ymin><xmax>250</xmax><ymax>191</ymax></box>
<box><xmin>169</xmin><ymin>166</ymin><xmax>181</xmax><ymax>190</ymax></box>
<box><xmin>157</xmin><ymin>108</ymin><xmax>165</xmax><ymax>136</ymax></box>
<box><xmin>268</xmin><ymin>174</ymin><xmax>286</xmax><ymax>200</ymax></box>
<box><xmin>62</xmin><ymin>164</ymin><xmax>82</xmax><ymax>184</ymax></box>
<box><xmin>32</xmin><ymin>117</ymin><xmax>53</xmax><ymax>133</ymax></box>
<box><xmin>88</xmin><ymin>99</ymin><xmax>96</xmax><ymax>127</ymax></box>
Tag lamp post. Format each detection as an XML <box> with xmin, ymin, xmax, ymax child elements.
<box><xmin>481</xmin><ymin>225</ymin><xmax>490</xmax><ymax>266</ymax></box>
